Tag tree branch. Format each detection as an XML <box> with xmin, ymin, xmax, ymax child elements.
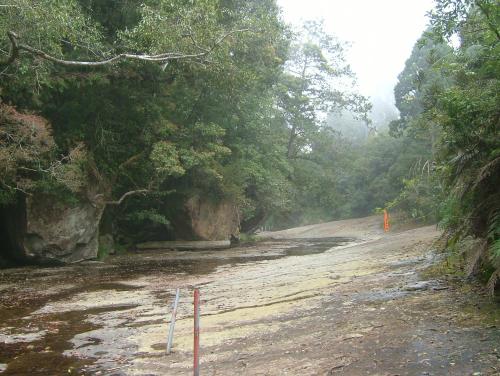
<box><xmin>1</xmin><ymin>181</ymin><xmax>31</xmax><ymax>196</ymax></box>
<box><xmin>2</xmin><ymin>29</ymin><xmax>251</xmax><ymax>68</ymax></box>
<box><xmin>104</xmin><ymin>189</ymin><xmax>149</xmax><ymax>205</ymax></box>
<box><xmin>118</xmin><ymin>152</ymin><xmax>144</xmax><ymax>170</ymax></box>
<box><xmin>4</xmin><ymin>31</ymin><xmax>19</xmax><ymax>67</ymax></box>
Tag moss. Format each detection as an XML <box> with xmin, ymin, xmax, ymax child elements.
<box><xmin>421</xmin><ymin>251</ymin><xmax>466</xmax><ymax>280</ymax></box>
<box><xmin>238</xmin><ymin>233</ymin><xmax>261</xmax><ymax>244</ymax></box>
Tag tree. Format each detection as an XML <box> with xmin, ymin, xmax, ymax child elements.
<box><xmin>0</xmin><ymin>1</ymin><xmax>251</xmax><ymax>69</ymax></box>
<box><xmin>429</xmin><ymin>0</ymin><xmax>500</xmax><ymax>294</ymax></box>
<box><xmin>276</xmin><ymin>21</ymin><xmax>371</xmax><ymax>160</ymax></box>
<box><xmin>394</xmin><ymin>0</ymin><xmax>500</xmax><ymax>294</ymax></box>
<box><xmin>0</xmin><ymin>0</ymin><xmax>291</xmax><ymax>242</ymax></box>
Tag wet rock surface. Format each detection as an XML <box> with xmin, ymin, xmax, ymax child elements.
<box><xmin>404</xmin><ymin>280</ymin><xmax>446</xmax><ymax>291</ymax></box>
<box><xmin>0</xmin><ymin>221</ymin><xmax>499</xmax><ymax>375</ymax></box>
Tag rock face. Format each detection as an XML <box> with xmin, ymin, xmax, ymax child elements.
<box><xmin>22</xmin><ymin>195</ymin><xmax>104</xmax><ymax>263</ymax></box>
<box><xmin>185</xmin><ymin>196</ymin><xmax>239</xmax><ymax>241</ymax></box>
<box><xmin>0</xmin><ymin>104</ymin><xmax>105</xmax><ymax>264</ymax></box>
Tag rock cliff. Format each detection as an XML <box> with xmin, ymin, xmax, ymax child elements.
<box><xmin>184</xmin><ymin>196</ymin><xmax>240</xmax><ymax>241</ymax></box>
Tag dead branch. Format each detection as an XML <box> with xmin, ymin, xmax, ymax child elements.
<box><xmin>2</xmin><ymin>29</ymin><xmax>250</xmax><ymax>68</ymax></box>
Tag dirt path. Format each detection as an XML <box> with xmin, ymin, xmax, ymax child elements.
<box><xmin>0</xmin><ymin>216</ymin><xmax>499</xmax><ymax>375</ymax></box>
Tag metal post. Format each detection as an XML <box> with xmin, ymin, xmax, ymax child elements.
<box><xmin>193</xmin><ymin>288</ymin><xmax>200</xmax><ymax>376</ymax></box>
<box><xmin>166</xmin><ymin>288</ymin><xmax>180</xmax><ymax>354</ymax></box>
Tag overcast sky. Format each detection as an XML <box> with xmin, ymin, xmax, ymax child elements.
<box><xmin>277</xmin><ymin>0</ymin><xmax>435</xmax><ymax>117</ymax></box>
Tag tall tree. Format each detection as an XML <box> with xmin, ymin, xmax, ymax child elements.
<box><xmin>276</xmin><ymin>21</ymin><xmax>370</xmax><ymax>160</ymax></box>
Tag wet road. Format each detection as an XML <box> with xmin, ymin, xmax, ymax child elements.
<box><xmin>0</xmin><ymin>221</ymin><xmax>499</xmax><ymax>375</ymax></box>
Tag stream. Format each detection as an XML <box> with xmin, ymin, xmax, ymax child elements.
<box><xmin>0</xmin><ymin>237</ymin><xmax>353</xmax><ymax>375</ymax></box>
<box><xmin>1</xmin><ymin>227</ymin><xmax>499</xmax><ymax>375</ymax></box>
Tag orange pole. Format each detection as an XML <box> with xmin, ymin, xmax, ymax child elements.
<box><xmin>383</xmin><ymin>209</ymin><xmax>389</xmax><ymax>232</ymax></box>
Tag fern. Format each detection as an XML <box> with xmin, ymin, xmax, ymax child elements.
<box><xmin>465</xmin><ymin>239</ymin><xmax>488</xmax><ymax>277</ymax></box>
<box><xmin>487</xmin><ymin>209</ymin><xmax>500</xmax><ymax>241</ymax></box>
<box><xmin>472</xmin><ymin>156</ymin><xmax>500</xmax><ymax>193</ymax></box>
<box><xmin>486</xmin><ymin>269</ymin><xmax>500</xmax><ymax>297</ymax></box>
<box><xmin>490</xmin><ymin>239</ymin><xmax>500</xmax><ymax>266</ymax></box>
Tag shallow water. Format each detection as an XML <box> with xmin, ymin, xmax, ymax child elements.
<box><xmin>0</xmin><ymin>237</ymin><xmax>353</xmax><ymax>375</ymax></box>
<box><xmin>2</xmin><ymin>230</ymin><xmax>498</xmax><ymax>376</ymax></box>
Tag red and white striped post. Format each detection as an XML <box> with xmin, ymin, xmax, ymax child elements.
<box><xmin>193</xmin><ymin>288</ymin><xmax>200</xmax><ymax>376</ymax></box>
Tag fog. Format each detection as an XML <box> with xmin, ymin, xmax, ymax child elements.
<box><xmin>278</xmin><ymin>0</ymin><xmax>435</xmax><ymax>123</ymax></box>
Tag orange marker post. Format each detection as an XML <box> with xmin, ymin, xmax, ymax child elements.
<box><xmin>383</xmin><ymin>209</ymin><xmax>390</xmax><ymax>232</ymax></box>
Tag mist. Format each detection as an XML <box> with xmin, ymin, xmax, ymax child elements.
<box><xmin>277</xmin><ymin>0</ymin><xmax>435</xmax><ymax>124</ymax></box>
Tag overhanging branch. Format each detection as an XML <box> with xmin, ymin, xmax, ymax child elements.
<box><xmin>2</xmin><ymin>29</ymin><xmax>250</xmax><ymax>68</ymax></box>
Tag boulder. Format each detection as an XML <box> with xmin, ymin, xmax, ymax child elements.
<box><xmin>22</xmin><ymin>194</ymin><xmax>104</xmax><ymax>263</ymax></box>
<box><xmin>185</xmin><ymin>196</ymin><xmax>239</xmax><ymax>241</ymax></box>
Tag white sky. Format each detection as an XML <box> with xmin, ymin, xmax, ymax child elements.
<box><xmin>277</xmin><ymin>0</ymin><xmax>435</xmax><ymax>116</ymax></box>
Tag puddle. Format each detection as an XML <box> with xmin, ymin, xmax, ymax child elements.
<box><xmin>283</xmin><ymin>237</ymin><xmax>354</xmax><ymax>256</ymax></box>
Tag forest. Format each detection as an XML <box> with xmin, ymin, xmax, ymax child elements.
<box><xmin>0</xmin><ymin>0</ymin><xmax>498</xmax><ymax>293</ymax></box>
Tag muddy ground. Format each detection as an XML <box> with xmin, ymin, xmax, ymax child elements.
<box><xmin>0</xmin><ymin>215</ymin><xmax>499</xmax><ymax>375</ymax></box>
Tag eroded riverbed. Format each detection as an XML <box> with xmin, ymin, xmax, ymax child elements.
<box><xmin>0</xmin><ymin>219</ymin><xmax>499</xmax><ymax>375</ymax></box>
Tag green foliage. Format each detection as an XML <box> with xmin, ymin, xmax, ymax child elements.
<box><xmin>0</xmin><ymin>0</ymin><xmax>103</xmax><ymax>94</ymax></box>
<box><xmin>393</xmin><ymin>0</ymin><xmax>500</xmax><ymax>292</ymax></box>
<box><xmin>0</xmin><ymin>0</ymin><xmax>292</xmax><ymax>236</ymax></box>
<box><xmin>238</xmin><ymin>233</ymin><xmax>259</xmax><ymax>244</ymax></box>
<box><xmin>150</xmin><ymin>141</ymin><xmax>186</xmax><ymax>177</ymax></box>
<box><xmin>0</xmin><ymin>187</ymin><xmax>16</xmax><ymax>206</ymax></box>
<box><xmin>126</xmin><ymin>208</ymin><xmax>170</xmax><ymax>227</ymax></box>
<box><xmin>1</xmin><ymin>1</ymin><xmax>376</xmax><ymax>236</ymax></box>
<box><xmin>387</xmin><ymin>176</ymin><xmax>439</xmax><ymax>223</ymax></box>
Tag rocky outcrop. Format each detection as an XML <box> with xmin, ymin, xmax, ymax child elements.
<box><xmin>0</xmin><ymin>194</ymin><xmax>104</xmax><ymax>264</ymax></box>
<box><xmin>23</xmin><ymin>195</ymin><xmax>104</xmax><ymax>263</ymax></box>
<box><xmin>185</xmin><ymin>196</ymin><xmax>239</xmax><ymax>241</ymax></box>
<box><xmin>0</xmin><ymin>103</ymin><xmax>104</xmax><ymax>264</ymax></box>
